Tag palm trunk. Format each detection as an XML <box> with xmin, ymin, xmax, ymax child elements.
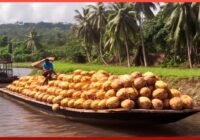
<box><xmin>118</xmin><ymin>49</ymin><xmax>122</xmax><ymax>65</ymax></box>
<box><xmin>124</xmin><ymin>36</ymin><xmax>130</xmax><ymax>67</ymax></box>
<box><xmin>99</xmin><ymin>30</ymin><xmax>108</xmax><ymax>65</ymax></box>
<box><xmin>84</xmin><ymin>36</ymin><xmax>91</xmax><ymax>63</ymax></box>
<box><xmin>186</xmin><ymin>38</ymin><xmax>192</xmax><ymax>68</ymax></box>
<box><xmin>140</xmin><ymin>19</ymin><xmax>147</xmax><ymax>67</ymax></box>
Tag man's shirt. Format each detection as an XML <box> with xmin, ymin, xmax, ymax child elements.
<box><xmin>42</xmin><ymin>62</ymin><xmax>53</xmax><ymax>70</ymax></box>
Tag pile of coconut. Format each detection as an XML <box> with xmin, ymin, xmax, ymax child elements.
<box><xmin>6</xmin><ymin>70</ymin><xmax>193</xmax><ymax>111</ymax></box>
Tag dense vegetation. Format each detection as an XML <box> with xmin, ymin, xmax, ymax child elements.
<box><xmin>0</xmin><ymin>2</ymin><xmax>200</xmax><ymax>68</ymax></box>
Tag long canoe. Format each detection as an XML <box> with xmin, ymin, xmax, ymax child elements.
<box><xmin>0</xmin><ymin>88</ymin><xmax>199</xmax><ymax>125</ymax></box>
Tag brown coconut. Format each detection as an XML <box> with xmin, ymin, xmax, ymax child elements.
<box><xmin>83</xmin><ymin>99</ymin><xmax>93</xmax><ymax>109</ymax></box>
<box><xmin>152</xmin><ymin>99</ymin><xmax>163</xmax><ymax>110</ymax></box>
<box><xmin>155</xmin><ymin>80</ymin><xmax>168</xmax><ymax>89</ymax></box>
<box><xmin>140</xmin><ymin>87</ymin><xmax>151</xmax><ymax>97</ymax></box>
<box><xmin>133</xmin><ymin>77</ymin><xmax>146</xmax><ymax>89</ymax></box>
<box><xmin>137</xmin><ymin>97</ymin><xmax>152</xmax><ymax>109</ymax></box>
<box><xmin>169</xmin><ymin>89</ymin><xmax>182</xmax><ymax>98</ymax></box>
<box><xmin>106</xmin><ymin>97</ymin><xmax>120</xmax><ymax>109</ymax></box>
<box><xmin>152</xmin><ymin>88</ymin><xmax>168</xmax><ymax>100</ymax></box>
<box><xmin>121</xmin><ymin>99</ymin><xmax>135</xmax><ymax>109</ymax></box>
<box><xmin>180</xmin><ymin>95</ymin><xmax>193</xmax><ymax>109</ymax></box>
<box><xmin>169</xmin><ymin>97</ymin><xmax>183</xmax><ymax>110</ymax></box>
<box><xmin>105</xmin><ymin>89</ymin><xmax>116</xmax><ymax>98</ymax></box>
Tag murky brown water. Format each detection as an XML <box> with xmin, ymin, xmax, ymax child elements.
<box><xmin>0</xmin><ymin>68</ymin><xmax>199</xmax><ymax>137</ymax></box>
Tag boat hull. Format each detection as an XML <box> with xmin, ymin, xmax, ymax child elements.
<box><xmin>0</xmin><ymin>88</ymin><xmax>199</xmax><ymax>125</ymax></box>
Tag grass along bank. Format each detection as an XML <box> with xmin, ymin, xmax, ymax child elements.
<box><xmin>13</xmin><ymin>61</ymin><xmax>200</xmax><ymax>78</ymax></box>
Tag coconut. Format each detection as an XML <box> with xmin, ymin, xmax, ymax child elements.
<box><xmin>42</xmin><ymin>94</ymin><xmax>50</xmax><ymax>102</ymax></box>
<box><xmin>34</xmin><ymin>92</ymin><xmax>41</xmax><ymax>99</ymax></box>
<box><xmin>83</xmin><ymin>99</ymin><xmax>93</xmax><ymax>109</ymax></box>
<box><xmin>80</xmin><ymin>70</ymin><xmax>89</xmax><ymax>76</ymax></box>
<box><xmin>116</xmin><ymin>88</ymin><xmax>127</xmax><ymax>100</ymax></box>
<box><xmin>80</xmin><ymin>91</ymin><xmax>87</xmax><ymax>99</ymax></box>
<box><xmin>102</xmin><ymin>81</ymin><xmax>112</xmax><ymax>91</ymax></box>
<box><xmin>180</xmin><ymin>95</ymin><xmax>193</xmax><ymax>109</ymax></box>
<box><xmin>60</xmin><ymin>82</ymin><xmax>69</xmax><ymax>89</ymax></box>
<box><xmin>96</xmin><ymin>90</ymin><xmax>106</xmax><ymax>99</ymax></box>
<box><xmin>74</xmin><ymin>98</ymin><xmax>85</xmax><ymax>109</ymax></box>
<box><xmin>143</xmin><ymin>74</ymin><xmax>157</xmax><ymax>85</ymax></box>
<box><xmin>97</xmin><ymin>70</ymin><xmax>109</xmax><ymax>75</ymax></box>
<box><xmin>55</xmin><ymin>88</ymin><xmax>62</xmax><ymax>96</ymax></box>
<box><xmin>169</xmin><ymin>89</ymin><xmax>182</xmax><ymax>98</ymax></box>
<box><xmin>137</xmin><ymin>97</ymin><xmax>152</xmax><ymax>109</ymax></box>
<box><xmin>73</xmin><ymin>69</ymin><xmax>82</xmax><ymax>75</ymax></box>
<box><xmin>72</xmin><ymin>91</ymin><xmax>82</xmax><ymax>99</ymax></box>
<box><xmin>53</xmin><ymin>80</ymin><xmax>60</xmax><ymax>87</ymax></box>
<box><xmin>68</xmin><ymin>83</ymin><xmax>75</xmax><ymax>89</ymax></box>
<box><xmin>133</xmin><ymin>77</ymin><xmax>146</xmax><ymax>89</ymax></box>
<box><xmin>52</xmin><ymin>95</ymin><xmax>63</xmax><ymax>104</ymax></box>
<box><xmin>81</xmin><ymin>76</ymin><xmax>91</xmax><ymax>83</ymax></box>
<box><xmin>152</xmin><ymin>88</ymin><xmax>168</xmax><ymax>100</ymax></box>
<box><xmin>37</xmin><ymin>93</ymin><xmax>45</xmax><ymax>101</ymax></box>
<box><xmin>98</xmin><ymin>99</ymin><xmax>107</xmax><ymax>109</ymax></box>
<box><xmin>88</xmin><ymin>70</ymin><xmax>96</xmax><ymax>76</ymax></box>
<box><xmin>169</xmin><ymin>97</ymin><xmax>183</xmax><ymax>110</ymax></box>
<box><xmin>111</xmin><ymin>79</ymin><xmax>123</xmax><ymax>91</ymax></box>
<box><xmin>105</xmin><ymin>89</ymin><xmax>116</xmax><ymax>98</ymax></box>
<box><xmin>60</xmin><ymin>98</ymin><xmax>70</xmax><ymax>107</ymax></box>
<box><xmin>81</xmin><ymin>84</ymin><xmax>90</xmax><ymax>91</ymax></box>
<box><xmin>140</xmin><ymin>87</ymin><xmax>151</xmax><ymax>97</ymax></box>
<box><xmin>131</xmin><ymin>72</ymin><xmax>142</xmax><ymax>79</ymax></box>
<box><xmin>108</xmin><ymin>75</ymin><xmax>118</xmax><ymax>81</ymax></box>
<box><xmin>52</xmin><ymin>104</ymin><xmax>60</xmax><ymax>112</ymax></box>
<box><xmin>73</xmin><ymin>75</ymin><xmax>82</xmax><ymax>83</ymax></box>
<box><xmin>119</xmin><ymin>75</ymin><xmax>133</xmax><ymax>87</ymax></box>
<box><xmin>47</xmin><ymin>95</ymin><xmax>56</xmax><ymax>103</ymax></box>
<box><xmin>155</xmin><ymin>80</ymin><xmax>168</xmax><ymax>89</ymax></box>
<box><xmin>106</xmin><ymin>97</ymin><xmax>120</xmax><ymax>109</ymax></box>
<box><xmin>92</xmin><ymin>82</ymin><xmax>102</xmax><ymax>89</ymax></box>
<box><xmin>68</xmin><ymin>99</ymin><xmax>75</xmax><ymax>108</ymax></box>
<box><xmin>60</xmin><ymin>90</ymin><xmax>68</xmax><ymax>97</ymax></box>
<box><xmin>91</xmin><ymin>100</ymin><xmax>101</xmax><ymax>110</ymax></box>
<box><xmin>86</xmin><ymin>89</ymin><xmax>97</xmax><ymax>99</ymax></box>
<box><xmin>63</xmin><ymin>75</ymin><xmax>73</xmax><ymax>82</ymax></box>
<box><xmin>126</xmin><ymin>87</ymin><xmax>139</xmax><ymax>100</ymax></box>
<box><xmin>163</xmin><ymin>99</ymin><xmax>170</xmax><ymax>109</ymax></box>
<box><xmin>142</xmin><ymin>72</ymin><xmax>155</xmax><ymax>77</ymax></box>
<box><xmin>121</xmin><ymin>99</ymin><xmax>135</xmax><ymax>109</ymax></box>
<box><xmin>152</xmin><ymin>99</ymin><xmax>163</xmax><ymax>110</ymax></box>
<box><xmin>65</xmin><ymin>89</ymin><xmax>75</xmax><ymax>98</ymax></box>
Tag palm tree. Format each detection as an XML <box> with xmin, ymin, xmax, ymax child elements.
<box><xmin>25</xmin><ymin>28</ymin><xmax>40</xmax><ymax>54</ymax></box>
<box><xmin>134</xmin><ymin>2</ymin><xmax>158</xmax><ymax>66</ymax></box>
<box><xmin>87</xmin><ymin>2</ymin><xmax>108</xmax><ymax>64</ymax></box>
<box><xmin>191</xmin><ymin>2</ymin><xmax>200</xmax><ymax>65</ymax></box>
<box><xmin>74</xmin><ymin>8</ymin><xmax>94</xmax><ymax>63</ymax></box>
<box><xmin>105</xmin><ymin>3</ymin><xmax>138</xmax><ymax>67</ymax></box>
<box><xmin>166</xmin><ymin>2</ymin><xmax>198</xmax><ymax>68</ymax></box>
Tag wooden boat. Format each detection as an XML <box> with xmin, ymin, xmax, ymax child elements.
<box><xmin>0</xmin><ymin>76</ymin><xmax>18</xmax><ymax>83</ymax></box>
<box><xmin>0</xmin><ymin>88</ymin><xmax>199</xmax><ymax>125</ymax></box>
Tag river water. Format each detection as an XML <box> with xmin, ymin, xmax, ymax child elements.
<box><xmin>0</xmin><ymin>68</ymin><xmax>199</xmax><ymax>137</ymax></box>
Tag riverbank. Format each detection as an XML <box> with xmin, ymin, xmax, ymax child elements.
<box><xmin>14</xmin><ymin>62</ymin><xmax>200</xmax><ymax>78</ymax></box>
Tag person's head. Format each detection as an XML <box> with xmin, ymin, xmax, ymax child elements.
<box><xmin>44</xmin><ymin>58</ymin><xmax>49</xmax><ymax>64</ymax></box>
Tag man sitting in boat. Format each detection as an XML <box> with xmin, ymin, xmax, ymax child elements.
<box><xmin>42</xmin><ymin>58</ymin><xmax>56</xmax><ymax>85</ymax></box>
